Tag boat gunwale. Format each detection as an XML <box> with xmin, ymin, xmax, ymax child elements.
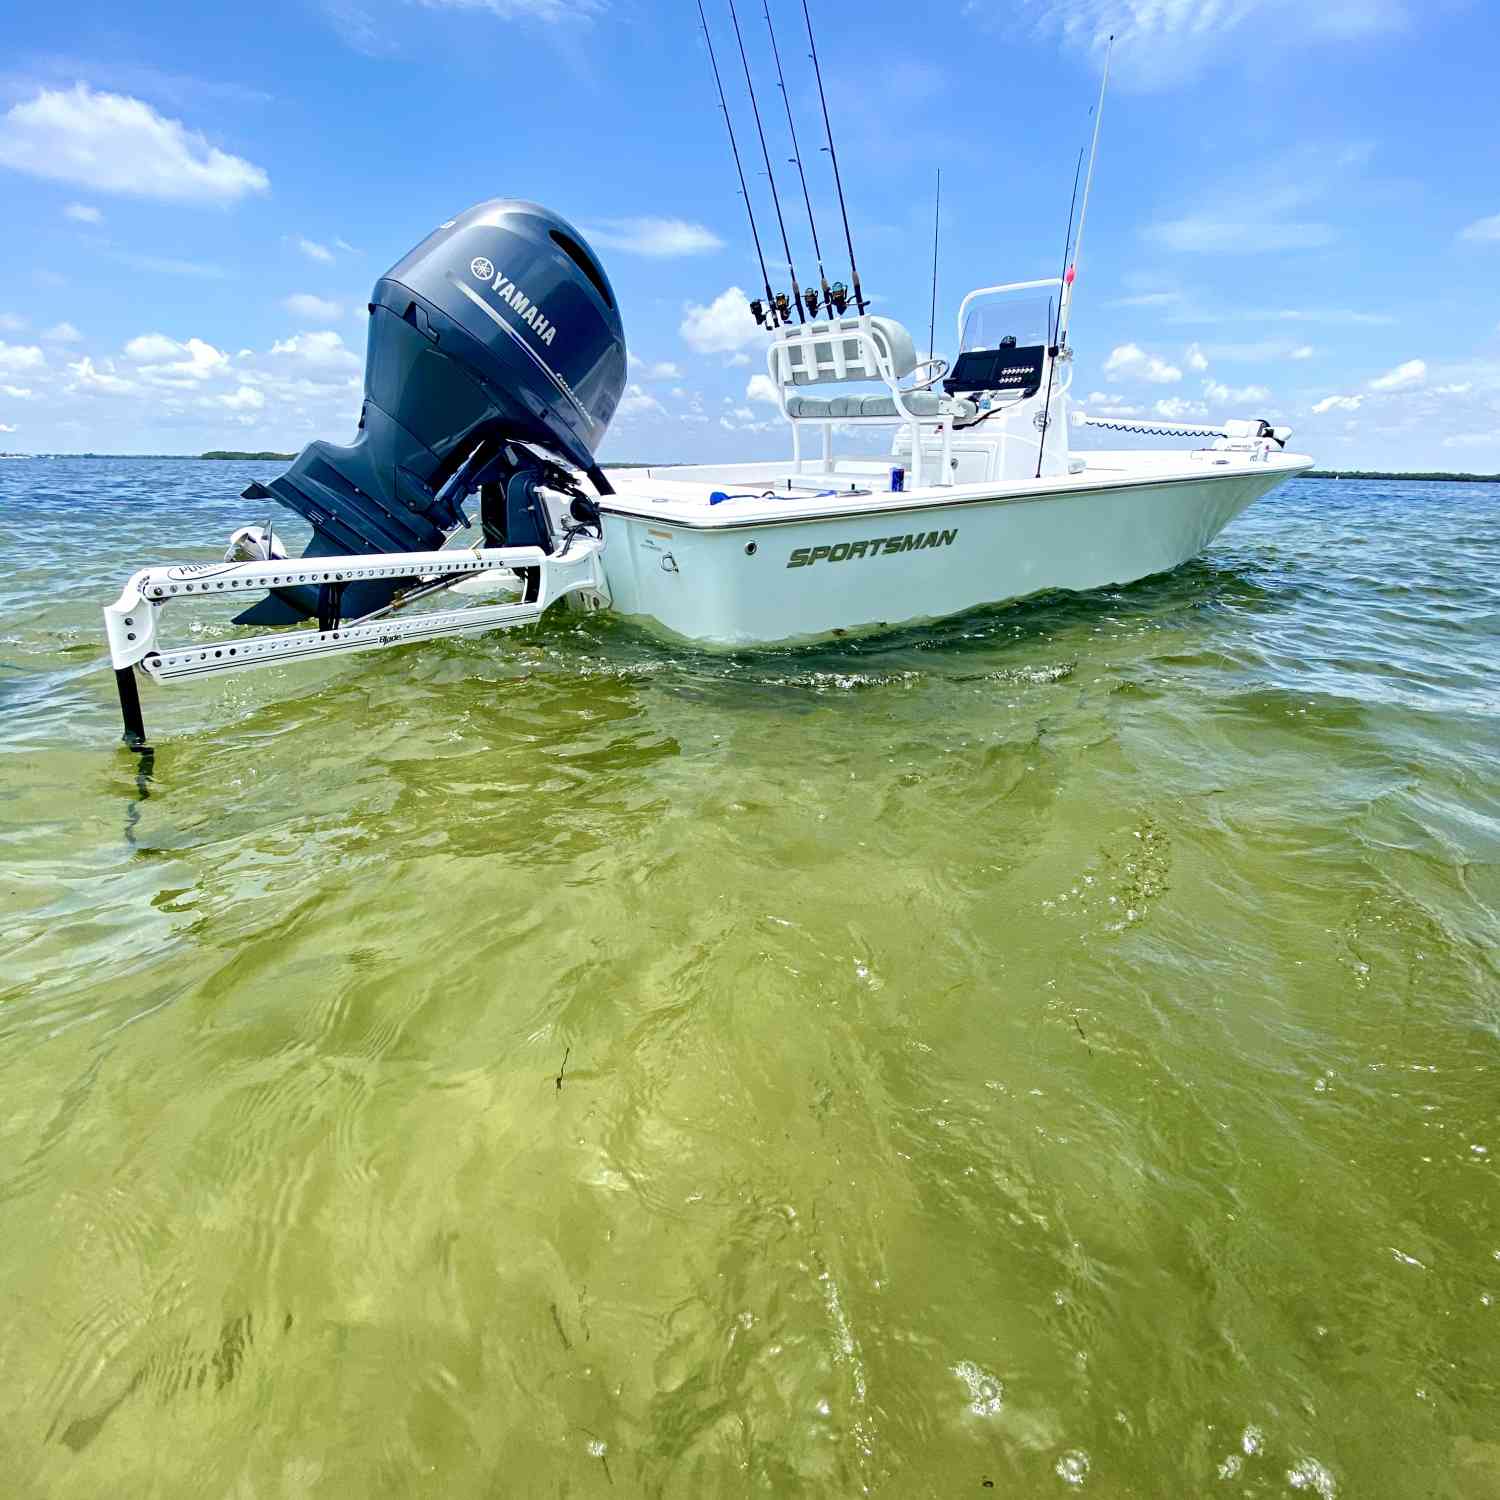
<box><xmin>597</xmin><ymin>455</ymin><xmax>1313</xmax><ymax>531</ymax></box>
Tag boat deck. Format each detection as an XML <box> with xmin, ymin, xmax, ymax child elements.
<box><xmin>599</xmin><ymin>450</ymin><xmax>1312</xmax><ymax>529</ymax></box>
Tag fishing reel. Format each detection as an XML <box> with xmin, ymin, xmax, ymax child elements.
<box><xmin>802</xmin><ymin>286</ymin><xmax>820</xmax><ymax>318</ymax></box>
<box><xmin>750</xmin><ymin>298</ymin><xmax>773</xmax><ymax>329</ymax></box>
<box><xmin>826</xmin><ymin>281</ymin><xmax>850</xmax><ymax>315</ymax></box>
<box><xmin>772</xmin><ymin>291</ymin><xmax>792</xmax><ymax>323</ymax></box>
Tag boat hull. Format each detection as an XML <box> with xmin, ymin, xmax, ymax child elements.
<box><xmin>598</xmin><ymin>465</ymin><xmax>1294</xmax><ymax>647</ymax></box>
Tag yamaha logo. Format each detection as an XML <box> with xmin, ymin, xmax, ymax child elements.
<box><xmin>472</xmin><ymin>265</ymin><xmax>559</xmax><ymax>347</ymax></box>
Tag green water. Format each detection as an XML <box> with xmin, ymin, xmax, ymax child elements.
<box><xmin>2</xmin><ymin>461</ymin><xmax>1497</xmax><ymax>1497</ymax></box>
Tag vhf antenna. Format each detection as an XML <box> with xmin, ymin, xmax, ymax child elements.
<box><xmin>927</xmin><ymin>167</ymin><xmax>941</xmax><ymax>362</ymax></box>
<box><xmin>763</xmin><ymin>0</ymin><xmax>830</xmax><ymax>318</ymax></box>
<box><xmin>802</xmin><ymin>0</ymin><xmax>865</xmax><ymax>315</ymax></box>
<box><xmin>697</xmin><ymin>0</ymin><xmax>782</xmax><ymax>329</ymax></box>
<box><xmin>728</xmin><ymin>0</ymin><xmax>806</xmax><ymax>324</ymax></box>
<box><xmin>1034</xmin><ymin>147</ymin><xmax>1085</xmax><ymax>479</ymax></box>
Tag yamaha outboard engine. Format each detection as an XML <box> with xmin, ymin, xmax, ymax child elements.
<box><xmin>235</xmin><ymin>200</ymin><xmax>626</xmax><ymax>624</ymax></box>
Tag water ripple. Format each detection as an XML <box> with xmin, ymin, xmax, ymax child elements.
<box><xmin>0</xmin><ymin>462</ymin><xmax>1496</xmax><ymax>1496</ymax></box>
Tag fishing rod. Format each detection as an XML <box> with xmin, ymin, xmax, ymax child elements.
<box><xmin>697</xmin><ymin>0</ymin><xmax>782</xmax><ymax>329</ymax></box>
<box><xmin>1035</xmin><ymin>146</ymin><xmax>1085</xmax><ymax>479</ymax></box>
<box><xmin>927</xmin><ymin>167</ymin><xmax>941</xmax><ymax>362</ymax></box>
<box><xmin>1056</xmin><ymin>33</ymin><xmax>1113</xmax><ymax>353</ymax></box>
<box><xmin>801</xmin><ymin>0</ymin><xmax>864</xmax><ymax>315</ymax></box>
<box><xmin>728</xmin><ymin>0</ymin><xmax>806</xmax><ymax>323</ymax></box>
<box><xmin>763</xmin><ymin>0</ymin><xmax>831</xmax><ymax>318</ymax></box>
<box><xmin>1051</xmin><ymin>149</ymin><xmax>1084</xmax><ymax>347</ymax></box>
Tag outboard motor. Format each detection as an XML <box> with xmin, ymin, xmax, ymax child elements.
<box><xmin>235</xmin><ymin>200</ymin><xmax>626</xmax><ymax>624</ymax></box>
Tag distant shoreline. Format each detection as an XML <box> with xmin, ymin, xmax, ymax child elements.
<box><xmin>0</xmin><ymin>451</ymin><xmax>298</xmax><ymax>461</ymax></box>
<box><xmin>199</xmin><ymin>450</ymin><xmax>298</xmax><ymax>461</ymax></box>
<box><xmin>1298</xmin><ymin>469</ymin><xmax>1500</xmax><ymax>483</ymax></box>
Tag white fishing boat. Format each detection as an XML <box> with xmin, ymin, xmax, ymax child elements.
<box><xmin>592</xmin><ymin>287</ymin><xmax>1304</xmax><ymax>646</ymax></box>
<box><xmin>98</xmin><ymin>17</ymin><xmax>1309</xmax><ymax>746</ymax></box>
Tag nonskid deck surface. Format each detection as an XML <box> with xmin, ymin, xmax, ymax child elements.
<box><xmin>600</xmin><ymin>450</ymin><xmax>1312</xmax><ymax>528</ymax></box>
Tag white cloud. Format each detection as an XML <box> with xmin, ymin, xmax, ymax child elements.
<box><xmin>233</xmin><ymin>336</ymin><xmax>363</xmax><ymax>412</ymax></box>
<box><xmin>0</xmin><ymin>341</ymin><xmax>46</xmax><ymax>373</ymax></box>
<box><xmin>1025</xmin><ymin>0</ymin><xmax>1408</xmax><ymax>90</ymax></box>
<box><xmin>45</xmin><ymin>326</ymin><xmax>374</xmax><ymax>427</ymax></box>
<box><xmin>284</xmin><ymin>293</ymin><xmax>343</xmax><ymax>321</ymax></box>
<box><xmin>1434</xmin><ymin>382</ymin><xmax>1472</xmax><ymax>395</ymax></box>
<box><xmin>268</xmin><ymin>330</ymin><xmax>360</xmax><ymax>368</ymax></box>
<box><xmin>616</xmin><ymin>382</ymin><xmax>665</xmax><ymax>419</ymax></box>
<box><xmin>297</xmin><ymin>237</ymin><xmax>335</xmax><ymax>264</ymax></box>
<box><xmin>124</xmin><ymin>333</ymin><xmax>231</xmax><ymax>385</ymax></box>
<box><xmin>42</xmin><ymin>321</ymin><xmax>82</xmax><ymax>343</ymax></box>
<box><xmin>1290</xmin><ymin>345</ymin><xmax>1314</xmax><ymax>360</ymax></box>
<box><xmin>1312</xmin><ymin>394</ymin><xmax>1363</xmax><ymax>413</ymax></box>
<box><xmin>1145</xmin><ymin>145</ymin><xmax>1374</xmax><ymax>256</ymax></box>
<box><xmin>1153</xmin><ymin>397</ymin><xmax>1207</xmax><ymax>420</ymax></box>
<box><xmin>1442</xmin><ymin>433</ymin><xmax>1497</xmax><ymax>449</ymax></box>
<box><xmin>746</xmin><ymin>372</ymin><xmax>781</xmax><ymax>406</ymax></box>
<box><xmin>1459</xmin><ymin>213</ymin><xmax>1500</xmax><ymax>244</ymax></box>
<box><xmin>724</xmin><ymin>351</ymin><xmax>751</xmax><ymax>367</ymax></box>
<box><xmin>0</xmin><ymin>423</ymin><xmax>15</xmax><ymax>433</ymax></box>
<box><xmin>1147</xmin><ymin>214</ymin><xmax>1334</xmax><ymax>255</ymax></box>
<box><xmin>123</xmin><ymin>333</ymin><xmax>181</xmax><ymax>362</ymax></box>
<box><xmin>0</xmin><ymin>313</ymin><xmax>24</xmax><ymax>332</ymax></box>
<box><xmin>1082</xmin><ymin>391</ymin><xmax>1141</xmax><ymax>417</ymax></box>
<box><xmin>628</xmin><ymin>353</ymin><xmax>682</xmax><ymax>381</ymax></box>
<box><xmin>1</xmin><ymin>383</ymin><xmax>33</xmax><ymax>398</ymax></box>
<box><xmin>719</xmin><ymin>404</ymin><xmax>779</xmax><ymax>433</ymax></box>
<box><xmin>66</xmin><ymin>355</ymin><xmax>139</xmax><ymax>394</ymax></box>
<box><xmin>63</xmin><ymin>202</ymin><xmax>102</xmax><ymax>224</ymax></box>
<box><xmin>0</xmin><ymin>85</ymin><xmax>269</xmax><ymax>203</ymax></box>
<box><xmin>334</xmin><ymin>238</ymin><xmax>360</xmax><ymax>254</ymax></box>
<box><xmin>1184</xmin><ymin>342</ymin><xmax>1208</xmax><ymax>372</ymax></box>
<box><xmin>582</xmin><ymin>217</ymin><xmax>723</xmax><ymax>257</ymax></box>
<box><xmin>1204</xmin><ymin>379</ymin><xmax>1270</xmax><ymax>404</ymax></box>
<box><xmin>1103</xmin><ymin>343</ymin><xmax>1181</xmax><ymax>384</ymax></box>
<box><xmin>1162</xmin><ymin>306</ymin><xmax>1392</xmax><ymax>329</ymax></box>
<box><xmin>1273</xmin><ymin>308</ymin><xmax>1393</xmax><ymax>326</ymax></box>
<box><xmin>1368</xmin><ymin>358</ymin><xmax>1425</xmax><ymax>391</ymax></box>
<box><xmin>1107</xmin><ymin>290</ymin><xmax>1182</xmax><ymax>309</ymax></box>
<box><xmin>680</xmin><ymin>286</ymin><xmax>765</xmax><ymax>354</ymax></box>
<box><xmin>326</xmin><ymin>0</ymin><xmax>399</xmax><ymax>57</ymax></box>
<box><xmin>202</xmin><ymin>385</ymin><xmax>265</xmax><ymax>411</ymax></box>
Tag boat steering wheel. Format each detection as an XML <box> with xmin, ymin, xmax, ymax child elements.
<box><xmin>901</xmin><ymin>356</ymin><xmax>950</xmax><ymax>393</ymax></box>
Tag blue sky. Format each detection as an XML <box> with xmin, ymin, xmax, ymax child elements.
<box><xmin>0</xmin><ymin>0</ymin><xmax>1496</xmax><ymax>467</ymax></box>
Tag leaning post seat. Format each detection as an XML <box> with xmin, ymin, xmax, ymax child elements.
<box><xmin>767</xmin><ymin>315</ymin><xmax>972</xmax><ymax>487</ymax></box>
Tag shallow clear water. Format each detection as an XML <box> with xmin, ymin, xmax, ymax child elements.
<box><xmin>1</xmin><ymin>459</ymin><xmax>1497</xmax><ymax>1498</ymax></box>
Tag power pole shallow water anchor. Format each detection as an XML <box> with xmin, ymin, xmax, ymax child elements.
<box><xmin>114</xmin><ymin>665</ymin><xmax>149</xmax><ymax>749</ymax></box>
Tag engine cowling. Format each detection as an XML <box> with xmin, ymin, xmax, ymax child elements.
<box><xmin>235</xmin><ymin>200</ymin><xmax>625</xmax><ymax>624</ymax></box>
